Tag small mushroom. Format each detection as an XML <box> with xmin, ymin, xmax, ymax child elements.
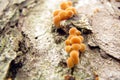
<box><xmin>53</xmin><ymin>9</ymin><xmax>61</xmax><ymax>17</ymax></box>
<box><xmin>53</xmin><ymin>15</ymin><xmax>61</xmax><ymax>27</ymax></box>
<box><xmin>67</xmin><ymin>1</ymin><xmax>72</xmax><ymax>6</ymax></box>
<box><xmin>66</xmin><ymin>10</ymin><xmax>74</xmax><ymax>18</ymax></box>
<box><xmin>78</xmin><ymin>35</ymin><xmax>84</xmax><ymax>42</ymax></box>
<box><xmin>70</xmin><ymin>50</ymin><xmax>79</xmax><ymax>65</ymax></box>
<box><xmin>69</xmin><ymin>27</ymin><xmax>77</xmax><ymax>35</ymax></box>
<box><xmin>70</xmin><ymin>36</ymin><xmax>81</xmax><ymax>44</ymax></box>
<box><xmin>60</xmin><ymin>2</ymin><xmax>69</xmax><ymax>10</ymax></box>
<box><xmin>65</xmin><ymin>39</ymin><xmax>71</xmax><ymax>45</ymax></box>
<box><xmin>59</xmin><ymin>10</ymin><xmax>67</xmax><ymax>20</ymax></box>
<box><xmin>80</xmin><ymin>43</ymin><xmax>86</xmax><ymax>53</ymax></box>
<box><xmin>66</xmin><ymin>57</ymin><xmax>74</xmax><ymax>68</ymax></box>
<box><xmin>66</xmin><ymin>7</ymin><xmax>77</xmax><ymax>14</ymax></box>
<box><xmin>65</xmin><ymin>45</ymin><xmax>72</xmax><ymax>53</ymax></box>
<box><xmin>76</xmin><ymin>30</ymin><xmax>81</xmax><ymax>35</ymax></box>
<box><xmin>71</xmin><ymin>43</ymin><xmax>81</xmax><ymax>50</ymax></box>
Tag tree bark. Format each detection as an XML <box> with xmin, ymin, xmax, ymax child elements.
<box><xmin>0</xmin><ymin>0</ymin><xmax>120</xmax><ymax>80</ymax></box>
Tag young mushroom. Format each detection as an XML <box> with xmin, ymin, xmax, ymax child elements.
<box><xmin>65</xmin><ymin>27</ymin><xmax>86</xmax><ymax>68</ymax></box>
<box><xmin>53</xmin><ymin>1</ymin><xmax>77</xmax><ymax>27</ymax></box>
<box><xmin>65</xmin><ymin>45</ymin><xmax>72</xmax><ymax>53</ymax></box>
<box><xmin>70</xmin><ymin>50</ymin><xmax>79</xmax><ymax>65</ymax></box>
<box><xmin>66</xmin><ymin>57</ymin><xmax>74</xmax><ymax>68</ymax></box>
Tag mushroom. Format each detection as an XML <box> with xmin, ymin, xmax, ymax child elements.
<box><xmin>71</xmin><ymin>43</ymin><xmax>81</xmax><ymax>51</ymax></box>
<box><xmin>66</xmin><ymin>57</ymin><xmax>74</xmax><ymax>68</ymax></box>
<box><xmin>53</xmin><ymin>9</ymin><xmax>61</xmax><ymax>17</ymax></box>
<box><xmin>53</xmin><ymin>15</ymin><xmax>61</xmax><ymax>27</ymax></box>
<box><xmin>65</xmin><ymin>27</ymin><xmax>86</xmax><ymax>68</ymax></box>
<box><xmin>65</xmin><ymin>39</ymin><xmax>71</xmax><ymax>45</ymax></box>
<box><xmin>69</xmin><ymin>27</ymin><xmax>77</xmax><ymax>35</ymax></box>
<box><xmin>53</xmin><ymin>1</ymin><xmax>77</xmax><ymax>28</ymax></box>
<box><xmin>70</xmin><ymin>36</ymin><xmax>81</xmax><ymax>44</ymax></box>
<box><xmin>80</xmin><ymin>43</ymin><xmax>86</xmax><ymax>53</ymax></box>
<box><xmin>65</xmin><ymin>45</ymin><xmax>72</xmax><ymax>53</ymax></box>
<box><xmin>70</xmin><ymin>50</ymin><xmax>79</xmax><ymax>65</ymax></box>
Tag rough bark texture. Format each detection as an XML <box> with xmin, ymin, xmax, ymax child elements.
<box><xmin>0</xmin><ymin>0</ymin><xmax>120</xmax><ymax>80</ymax></box>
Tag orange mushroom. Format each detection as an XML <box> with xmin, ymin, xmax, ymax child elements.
<box><xmin>53</xmin><ymin>1</ymin><xmax>77</xmax><ymax>28</ymax></box>
<box><xmin>66</xmin><ymin>10</ymin><xmax>74</xmax><ymax>18</ymax></box>
<box><xmin>78</xmin><ymin>36</ymin><xmax>84</xmax><ymax>42</ymax></box>
<box><xmin>65</xmin><ymin>27</ymin><xmax>86</xmax><ymax>68</ymax></box>
<box><xmin>65</xmin><ymin>39</ymin><xmax>71</xmax><ymax>45</ymax></box>
<box><xmin>68</xmin><ymin>35</ymin><xmax>74</xmax><ymax>40</ymax></box>
<box><xmin>60</xmin><ymin>2</ymin><xmax>69</xmax><ymax>10</ymax></box>
<box><xmin>69</xmin><ymin>27</ymin><xmax>77</xmax><ymax>35</ymax></box>
<box><xmin>66</xmin><ymin>57</ymin><xmax>74</xmax><ymax>68</ymax></box>
<box><xmin>66</xmin><ymin>7</ymin><xmax>77</xmax><ymax>14</ymax></box>
<box><xmin>71</xmin><ymin>44</ymin><xmax>81</xmax><ymax>50</ymax></box>
<box><xmin>67</xmin><ymin>1</ymin><xmax>72</xmax><ymax>6</ymax></box>
<box><xmin>70</xmin><ymin>36</ymin><xmax>81</xmax><ymax>44</ymax></box>
<box><xmin>53</xmin><ymin>15</ymin><xmax>61</xmax><ymax>27</ymax></box>
<box><xmin>70</xmin><ymin>50</ymin><xmax>79</xmax><ymax>65</ymax></box>
<box><xmin>76</xmin><ymin>30</ymin><xmax>81</xmax><ymax>35</ymax></box>
<box><xmin>53</xmin><ymin>9</ymin><xmax>61</xmax><ymax>17</ymax></box>
<box><xmin>59</xmin><ymin>10</ymin><xmax>67</xmax><ymax>20</ymax></box>
<box><xmin>80</xmin><ymin>43</ymin><xmax>86</xmax><ymax>53</ymax></box>
<box><xmin>65</xmin><ymin>45</ymin><xmax>72</xmax><ymax>53</ymax></box>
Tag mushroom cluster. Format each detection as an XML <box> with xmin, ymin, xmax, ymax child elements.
<box><xmin>65</xmin><ymin>27</ymin><xmax>86</xmax><ymax>68</ymax></box>
<box><xmin>53</xmin><ymin>1</ymin><xmax>77</xmax><ymax>28</ymax></box>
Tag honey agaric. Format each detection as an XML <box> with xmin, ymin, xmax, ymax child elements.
<box><xmin>65</xmin><ymin>45</ymin><xmax>71</xmax><ymax>53</ymax></box>
<box><xmin>59</xmin><ymin>10</ymin><xmax>67</xmax><ymax>20</ymax></box>
<box><xmin>68</xmin><ymin>35</ymin><xmax>74</xmax><ymax>40</ymax></box>
<box><xmin>70</xmin><ymin>50</ymin><xmax>79</xmax><ymax>57</ymax></box>
<box><xmin>66</xmin><ymin>10</ymin><xmax>74</xmax><ymax>18</ymax></box>
<box><xmin>76</xmin><ymin>30</ymin><xmax>81</xmax><ymax>35</ymax></box>
<box><xmin>53</xmin><ymin>1</ymin><xmax>77</xmax><ymax>27</ymax></box>
<box><xmin>53</xmin><ymin>9</ymin><xmax>61</xmax><ymax>17</ymax></box>
<box><xmin>53</xmin><ymin>15</ymin><xmax>61</xmax><ymax>27</ymax></box>
<box><xmin>80</xmin><ymin>43</ymin><xmax>86</xmax><ymax>53</ymax></box>
<box><xmin>70</xmin><ymin>36</ymin><xmax>81</xmax><ymax>44</ymax></box>
<box><xmin>67</xmin><ymin>1</ymin><xmax>72</xmax><ymax>6</ymax></box>
<box><xmin>70</xmin><ymin>50</ymin><xmax>79</xmax><ymax>64</ymax></box>
<box><xmin>69</xmin><ymin>27</ymin><xmax>77</xmax><ymax>35</ymax></box>
<box><xmin>67</xmin><ymin>57</ymin><xmax>74</xmax><ymax>68</ymax></box>
<box><xmin>65</xmin><ymin>27</ymin><xmax>86</xmax><ymax>68</ymax></box>
<box><xmin>65</xmin><ymin>39</ymin><xmax>71</xmax><ymax>45</ymax></box>
<box><xmin>60</xmin><ymin>2</ymin><xmax>68</xmax><ymax>10</ymax></box>
<box><xmin>66</xmin><ymin>7</ymin><xmax>77</xmax><ymax>14</ymax></box>
<box><xmin>71</xmin><ymin>44</ymin><xmax>81</xmax><ymax>50</ymax></box>
<box><xmin>78</xmin><ymin>36</ymin><xmax>84</xmax><ymax>42</ymax></box>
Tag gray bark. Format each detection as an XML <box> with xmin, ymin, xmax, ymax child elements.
<box><xmin>0</xmin><ymin>0</ymin><xmax>120</xmax><ymax>80</ymax></box>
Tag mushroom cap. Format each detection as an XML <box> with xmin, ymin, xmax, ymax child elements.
<box><xmin>67</xmin><ymin>1</ymin><xmax>72</xmax><ymax>6</ymax></box>
<box><xmin>71</xmin><ymin>43</ymin><xmax>81</xmax><ymax>50</ymax></box>
<box><xmin>69</xmin><ymin>27</ymin><xmax>77</xmax><ymax>35</ymax></box>
<box><xmin>66</xmin><ymin>57</ymin><xmax>74</xmax><ymax>68</ymax></box>
<box><xmin>65</xmin><ymin>39</ymin><xmax>71</xmax><ymax>45</ymax></box>
<box><xmin>76</xmin><ymin>30</ymin><xmax>81</xmax><ymax>35</ymax></box>
<box><xmin>70</xmin><ymin>50</ymin><xmax>79</xmax><ymax>57</ymax></box>
<box><xmin>65</xmin><ymin>45</ymin><xmax>71</xmax><ymax>53</ymax></box>
<box><xmin>66</xmin><ymin>10</ymin><xmax>74</xmax><ymax>18</ymax></box>
<box><xmin>70</xmin><ymin>36</ymin><xmax>81</xmax><ymax>44</ymax></box>
<box><xmin>53</xmin><ymin>15</ymin><xmax>61</xmax><ymax>27</ymax></box>
<box><xmin>80</xmin><ymin>43</ymin><xmax>86</xmax><ymax>53</ymax></box>
<box><xmin>68</xmin><ymin>35</ymin><xmax>74</xmax><ymax>40</ymax></box>
<box><xmin>70</xmin><ymin>50</ymin><xmax>79</xmax><ymax>65</ymax></box>
<box><xmin>59</xmin><ymin>10</ymin><xmax>67</xmax><ymax>20</ymax></box>
<box><xmin>53</xmin><ymin>9</ymin><xmax>61</xmax><ymax>17</ymax></box>
<box><xmin>78</xmin><ymin>36</ymin><xmax>84</xmax><ymax>42</ymax></box>
<box><xmin>66</xmin><ymin>7</ymin><xmax>77</xmax><ymax>14</ymax></box>
<box><xmin>60</xmin><ymin>2</ymin><xmax>69</xmax><ymax>10</ymax></box>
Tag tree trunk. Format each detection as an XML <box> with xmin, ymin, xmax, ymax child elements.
<box><xmin>0</xmin><ymin>0</ymin><xmax>120</xmax><ymax>80</ymax></box>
